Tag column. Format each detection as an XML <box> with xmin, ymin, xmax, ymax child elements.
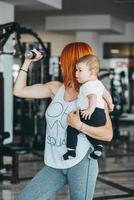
<box><xmin>0</xmin><ymin>2</ymin><xmax>14</xmax><ymax>144</ymax></box>
<box><xmin>75</xmin><ymin>31</ymin><xmax>102</xmax><ymax>60</ymax></box>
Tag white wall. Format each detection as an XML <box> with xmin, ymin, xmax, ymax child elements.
<box><xmin>45</xmin><ymin>15</ymin><xmax>125</xmax><ymax>34</ymax></box>
<box><xmin>0</xmin><ymin>2</ymin><xmax>14</xmax><ymax>23</ymax></box>
<box><xmin>101</xmin><ymin>23</ymin><xmax>134</xmax><ymax>43</ymax></box>
<box><xmin>44</xmin><ymin>32</ymin><xmax>75</xmax><ymax>56</ymax></box>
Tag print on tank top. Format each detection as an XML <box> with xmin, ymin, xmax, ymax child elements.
<box><xmin>46</xmin><ymin>101</ymin><xmax>70</xmax><ymax>147</ymax></box>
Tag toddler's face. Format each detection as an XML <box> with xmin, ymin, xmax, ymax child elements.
<box><xmin>75</xmin><ymin>62</ymin><xmax>91</xmax><ymax>84</ymax></box>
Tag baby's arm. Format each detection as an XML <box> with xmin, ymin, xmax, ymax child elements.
<box><xmin>103</xmin><ymin>89</ymin><xmax>114</xmax><ymax>112</ymax></box>
<box><xmin>81</xmin><ymin>94</ymin><xmax>97</xmax><ymax>120</ymax></box>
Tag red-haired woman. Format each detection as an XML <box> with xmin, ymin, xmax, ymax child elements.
<box><xmin>14</xmin><ymin>42</ymin><xmax>113</xmax><ymax>200</ymax></box>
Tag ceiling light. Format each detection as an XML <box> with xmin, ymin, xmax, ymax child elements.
<box><xmin>110</xmin><ymin>49</ymin><xmax>120</xmax><ymax>54</ymax></box>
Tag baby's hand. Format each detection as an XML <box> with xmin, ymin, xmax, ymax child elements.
<box><xmin>80</xmin><ymin>110</ymin><xmax>91</xmax><ymax>120</ymax></box>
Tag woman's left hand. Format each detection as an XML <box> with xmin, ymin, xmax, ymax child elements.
<box><xmin>67</xmin><ymin>109</ymin><xmax>82</xmax><ymax>130</ymax></box>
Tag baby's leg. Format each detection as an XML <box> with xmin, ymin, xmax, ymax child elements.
<box><xmin>80</xmin><ymin>109</ymin><xmax>104</xmax><ymax>160</ymax></box>
<box><xmin>90</xmin><ymin>143</ymin><xmax>104</xmax><ymax>159</ymax></box>
<box><xmin>63</xmin><ymin>126</ymin><xmax>79</xmax><ymax>160</ymax></box>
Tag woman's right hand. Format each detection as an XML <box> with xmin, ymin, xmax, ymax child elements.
<box><xmin>21</xmin><ymin>49</ymin><xmax>43</xmax><ymax>72</ymax></box>
<box><xmin>67</xmin><ymin>109</ymin><xmax>82</xmax><ymax>130</ymax></box>
<box><xmin>25</xmin><ymin>49</ymin><xmax>43</xmax><ymax>62</ymax></box>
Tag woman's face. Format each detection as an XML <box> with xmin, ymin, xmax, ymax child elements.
<box><xmin>75</xmin><ymin>62</ymin><xmax>91</xmax><ymax>84</ymax></box>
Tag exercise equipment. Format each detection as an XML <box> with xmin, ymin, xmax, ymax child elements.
<box><xmin>99</xmin><ymin>67</ymin><xmax>127</xmax><ymax>116</ymax></box>
<box><xmin>0</xmin><ymin>22</ymin><xmax>51</xmax><ymax>183</ymax></box>
<box><xmin>0</xmin><ymin>22</ymin><xmax>49</xmax><ymax>58</ymax></box>
<box><xmin>1</xmin><ymin>21</ymin><xmax>51</xmax><ymax>148</ymax></box>
<box><xmin>99</xmin><ymin>67</ymin><xmax>128</xmax><ymax>141</ymax></box>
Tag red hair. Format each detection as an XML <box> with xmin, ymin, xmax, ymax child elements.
<box><xmin>60</xmin><ymin>42</ymin><xmax>94</xmax><ymax>91</ymax></box>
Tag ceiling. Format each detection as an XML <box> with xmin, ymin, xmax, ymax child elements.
<box><xmin>44</xmin><ymin>0</ymin><xmax>134</xmax><ymax>22</ymax></box>
<box><xmin>1</xmin><ymin>0</ymin><xmax>134</xmax><ymax>22</ymax></box>
<box><xmin>1</xmin><ymin>0</ymin><xmax>61</xmax><ymax>10</ymax></box>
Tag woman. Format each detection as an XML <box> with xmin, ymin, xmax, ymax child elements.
<box><xmin>13</xmin><ymin>42</ymin><xmax>113</xmax><ymax>200</ymax></box>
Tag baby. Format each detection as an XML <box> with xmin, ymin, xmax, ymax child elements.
<box><xmin>63</xmin><ymin>54</ymin><xmax>114</xmax><ymax>160</ymax></box>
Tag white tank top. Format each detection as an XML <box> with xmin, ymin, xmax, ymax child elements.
<box><xmin>44</xmin><ymin>85</ymin><xmax>90</xmax><ymax>169</ymax></box>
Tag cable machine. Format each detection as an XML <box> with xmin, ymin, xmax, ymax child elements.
<box><xmin>0</xmin><ymin>22</ymin><xmax>51</xmax><ymax>149</ymax></box>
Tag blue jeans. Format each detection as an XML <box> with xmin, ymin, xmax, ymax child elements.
<box><xmin>17</xmin><ymin>148</ymin><xmax>98</xmax><ymax>200</ymax></box>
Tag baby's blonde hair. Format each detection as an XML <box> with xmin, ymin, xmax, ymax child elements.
<box><xmin>76</xmin><ymin>54</ymin><xmax>100</xmax><ymax>75</ymax></box>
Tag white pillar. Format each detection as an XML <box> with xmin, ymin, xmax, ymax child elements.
<box><xmin>0</xmin><ymin>2</ymin><xmax>14</xmax><ymax>143</ymax></box>
<box><xmin>0</xmin><ymin>2</ymin><xmax>14</xmax><ymax>24</ymax></box>
<box><xmin>75</xmin><ymin>31</ymin><xmax>102</xmax><ymax>60</ymax></box>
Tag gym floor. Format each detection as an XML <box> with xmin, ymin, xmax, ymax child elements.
<box><xmin>0</xmin><ymin>136</ymin><xmax>134</xmax><ymax>200</ymax></box>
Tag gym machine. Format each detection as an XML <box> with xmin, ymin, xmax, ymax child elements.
<box><xmin>0</xmin><ymin>22</ymin><xmax>51</xmax><ymax>182</ymax></box>
<box><xmin>100</xmin><ymin>55</ymin><xmax>134</xmax><ymax>153</ymax></box>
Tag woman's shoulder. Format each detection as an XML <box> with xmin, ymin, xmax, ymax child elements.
<box><xmin>46</xmin><ymin>81</ymin><xmax>63</xmax><ymax>96</ymax></box>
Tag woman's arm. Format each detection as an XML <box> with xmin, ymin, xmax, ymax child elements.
<box><xmin>13</xmin><ymin>49</ymin><xmax>62</xmax><ymax>99</ymax></box>
<box><xmin>103</xmin><ymin>89</ymin><xmax>114</xmax><ymax>112</ymax></box>
<box><xmin>67</xmin><ymin>103</ymin><xmax>113</xmax><ymax>142</ymax></box>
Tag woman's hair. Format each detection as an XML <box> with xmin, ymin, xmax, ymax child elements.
<box><xmin>60</xmin><ymin>42</ymin><xmax>93</xmax><ymax>91</ymax></box>
<box><xmin>76</xmin><ymin>54</ymin><xmax>100</xmax><ymax>75</ymax></box>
